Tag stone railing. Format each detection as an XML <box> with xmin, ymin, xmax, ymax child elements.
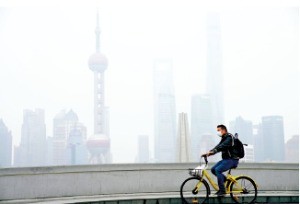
<box><xmin>0</xmin><ymin>162</ymin><xmax>298</xmax><ymax>202</ymax></box>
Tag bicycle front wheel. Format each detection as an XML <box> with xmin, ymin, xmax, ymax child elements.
<box><xmin>230</xmin><ymin>176</ymin><xmax>257</xmax><ymax>204</ymax></box>
<box><xmin>180</xmin><ymin>177</ymin><xmax>210</xmax><ymax>204</ymax></box>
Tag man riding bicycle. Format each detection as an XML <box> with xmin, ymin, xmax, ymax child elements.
<box><xmin>202</xmin><ymin>124</ymin><xmax>239</xmax><ymax>197</ymax></box>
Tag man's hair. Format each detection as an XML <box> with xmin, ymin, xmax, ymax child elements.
<box><xmin>217</xmin><ymin>124</ymin><xmax>227</xmax><ymax>131</ymax></box>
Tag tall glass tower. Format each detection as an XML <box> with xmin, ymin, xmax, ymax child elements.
<box><xmin>14</xmin><ymin>109</ymin><xmax>47</xmax><ymax>167</ymax></box>
<box><xmin>206</xmin><ymin>13</ymin><xmax>224</xmax><ymax>126</ymax></box>
<box><xmin>190</xmin><ymin>94</ymin><xmax>214</xmax><ymax>161</ymax></box>
<box><xmin>153</xmin><ymin>59</ymin><xmax>176</xmax><ymax>163</ymax></box>
<box><xmin>261</xmin><ymin>115</ymin><xmax>285</xmax><ymax>162</ymax></box>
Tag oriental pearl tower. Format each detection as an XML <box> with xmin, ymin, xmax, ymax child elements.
<box><xmin>86</xmin><ymin>11</ymin><xmax>111</xmax><ymax>164</ymax></box>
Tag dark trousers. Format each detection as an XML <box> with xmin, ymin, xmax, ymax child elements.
<box><xmin>211</xmin><ymin>159</ymin><xmax>239</xmax><ymax>192</ymax></box>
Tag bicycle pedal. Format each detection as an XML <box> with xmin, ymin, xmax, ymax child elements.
<box><xmin>192</xmin><ymin>198</ymin><xmax>199</xmax><ymax>204</ymax></box>
<box><xmin>233</xmin><ymin>195</ymin><xmax>239</xmax><ymax>200</ymax></box>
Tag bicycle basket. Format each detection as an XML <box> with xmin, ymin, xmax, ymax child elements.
<box><xmin>188</xmin><ymin>165</ymin><xmax>205</xmax><ymax>177</ymax></box>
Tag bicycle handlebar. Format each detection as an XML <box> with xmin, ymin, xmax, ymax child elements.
<box><xmin>201</xmin><ymin>155</ymin><xmax>208</xmax><ymax>165</ymax></box>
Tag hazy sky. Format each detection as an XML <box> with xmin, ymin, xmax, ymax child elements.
<box><xmin>0</xmin><ymin>1</ymin><xmax>299</xmax><ymax>163</ymax></box>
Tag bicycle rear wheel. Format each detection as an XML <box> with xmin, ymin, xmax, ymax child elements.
<box><xmin>230</xmin><ymin>176</ymin><xmax>257</xmax><ymax>204</ymax></box>
<box><xmin>180</xmin><ymin>177</ymin><xmax>210</xmax><ymax>204</ymax></box>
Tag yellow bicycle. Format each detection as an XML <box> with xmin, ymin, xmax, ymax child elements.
<box><xmin>180</xmin><ymin>156</ymin><xmax>258</xmax><ymax>204</ymax></box>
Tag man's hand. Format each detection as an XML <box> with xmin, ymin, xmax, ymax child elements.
<box><xmin>203</xmin><ymin>151</ymin><xmax>214</xmax><ymax>157</ymax></box>
<box><xmin>201</xmin><ymin>153</ymin><xmax>207</xmax><ymax>157</ymax></box>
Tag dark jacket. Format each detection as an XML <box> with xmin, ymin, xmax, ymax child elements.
<box><xmin>210</xmin><ymin>133</ymin><xmax>239</xmax><ymax>160</ymax></box>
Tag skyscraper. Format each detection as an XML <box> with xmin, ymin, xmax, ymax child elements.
<box><xmin>46</xmin><ymin>136</ymin><xmax>53</xmax><ymax>166</ymax></box>
<box><xmin>206</xmin><ymin>13</ymin><xmax>224</xmax><ymax>126</ymax></box>
<box><xmin>229</xmin><ymin>116</ymin><xmax>254</xmax><ymax>145</ymax></box>
<box><xmin>153</xmin><ymin>59</ymin><xmax>176</xmax><ymax>163</ymax></box>
<box><xmin>52</xmin><ymin>110</ymin><xmax>88</xmax><ymax>166</ymax></box>
<box><xmin>87</xmin><ymin>11</ymin><xmax>111</xmax><ymax>164</ymax></box>
<box><xmin>190</xmin><ymin>94</ymin><xmax>214</xmax><ymax>161</ymax></box>
<box><xmin>261</xmin><ymin>115</ymin><xmax>285</xmax><ymax>162</ymax></box>
<box><xmin>198</xmin><ymin>133</ymin><xmax>219</xmax><ymax>162</ymax></box>
<box><xmin>136</xmin><ymin>135</ymin><xmax>150</xmax><ymax>163</ymax></box>
<box><xmin>67</xmin><ymin>124</ymin><xmax>88</xmax><ymax>165</ymax></box>
<box><xmin>14</xmin><ymin>109</ymin><xmax>47</xmax><ymax>167</ymax></box>
<box><xmin>0</xmin><ymin>119</ymin><xmax>12</xmax><ymax>167</ymax></box>
<box><xmin>253</xmin><ymin>124</ymin><xmax>264</xmax><ymax>162</ymax></box>
<box><xmin>177</xmin><ymin>113</ymin><xmax>191</xmax><ymax>162</ymax></box>
<box><xmin>240</xmin><ymin>145</ymin><xmax>255</xmax><ymax>163</ymax></box>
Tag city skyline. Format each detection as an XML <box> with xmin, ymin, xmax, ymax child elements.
<box><xmin>0</xmin><ymin>6</ymin><xmax>298</xmax><ymax>163</ymax></box>
<box><xmin>1</xmin><ymin>110</ymin><xmax>296</xmax><ymax>167</ymax></box>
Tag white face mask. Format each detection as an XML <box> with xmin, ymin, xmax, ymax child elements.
<box><xmin>217</xmin><ymin>131</ymin><xmax>222</xmax><ymax>137</ymax></box>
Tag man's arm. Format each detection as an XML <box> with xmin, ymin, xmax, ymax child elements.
<box><xmin>210</xmin><ymin>136</ymin><xmax>233</xmax><ymax>154</ymax></box>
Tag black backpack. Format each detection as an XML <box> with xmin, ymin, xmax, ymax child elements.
<box><xmin>230</xmin><ymin>133</ymin><xmax>245</xmax><ymax>159</ymax></box>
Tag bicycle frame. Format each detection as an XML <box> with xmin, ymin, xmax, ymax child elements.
<box><xmin>198</xmin><ymin>169</ymin><xmax>245</xmax><ymax>194</ymax></box>
<box><xmin>194</xmin><ymin>156</ymin><xmax>252</xmax><ymax>195</ymax></box>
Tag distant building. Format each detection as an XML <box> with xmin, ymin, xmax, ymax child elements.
<box><xmin>285</xmin><ymin>135</ymin><xmax>299</xmax><ymax>163</ymax></box>
<box><xmin>67</xmin><ymin>125</ymin><xmax>88</xmax><ymax>165</ymax></box>
<box><xmin>136</xmin><ymin>135</ymin><xmax>150</xmax><ymax>163</ymax></box>
<box><xmin>198</xmin><ymin>133</ymin><xmax>220</xmax><ymax>162</ymax></box>
<box><xmin>240</xmin><ymin>144</ymin><xmax>255</xmax><ymax>163</ymax></box>
<box><xmin>46</xmin><ymin>136</ymin><xmax>53</xmax><ymax>166</ymax></box>
<box><xmin>153</xmin><ymin>59</ymin><xmax>177</xmax><ymax>163</ymax></box>
<box><xmin>261</xmin><ymin>116</ymin><xmax>285</xmax><ymax>162</ymax></box>
<box><xmin>253</xmin><ymin>124</ymin><xmax>264</xmax><ymax>162</ymax></box>
<box><xmin>52</xmin><ymin>110</ymin><xmax>88</xmax><ymax>166</ymax></box>
<box><xmin>229</xmin><ymin>116</ymin><xmax>254</xmax><ymax>145</ymax></box>
<box><xmin>177</xmin><ymin>113</ymin><xmax>191</xmax><ymax>162</ymax></box>
<box><xmin>0</xmin><ymin>119</ymin><xmax>12</xmax><ymax>167</ymax></box>
<box><xmin>86</xmin><ymin>11</ymin><xmax>111</xmax><ymax>164</ymax></box>
<box><xmin>206</xmin><ymin>13</ymin><xmax>224</xmax><ymax>126</ymax></box>
<box><xmin>14</xmin><ymin>109</ymin><xmax>47</xmax><ymax>167</ymax></box>
<box><xmin>190</xmin><ymin>94</ymin><xmax>215</xmax><ymax>161</ymax></box>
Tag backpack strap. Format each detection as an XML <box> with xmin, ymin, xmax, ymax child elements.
<box><xmin>228</xmin><ymin>133</ymin><xmax>234</xmax><ymax>146</ymax></box>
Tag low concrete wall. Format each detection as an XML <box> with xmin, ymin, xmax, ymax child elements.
<box><xmin>0</xmin><ymin>163</ymin><xmax>298</xmax><ymax>201</ymax></box>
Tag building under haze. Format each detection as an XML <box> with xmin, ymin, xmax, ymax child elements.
<box><xmin>153</xmin><ymin>59</ymin><xmax>177</xmax><ymax>163</ymax></box>
<box><xmin>206</xmin><ymin>13</ymin><xmax>225</xmax><ymax>127</ymax></box>
<box><xmin>0</xmin><ymin>119</ymin><xmax>12</xmax><ymax>167</ymax></box>
<box><xmin>240</xmin><ymin>144</ymin><xmax>255</xmax><ymax>163</ymax></box>
<box><xmin>285</xmin><ymin>135</ymin><xmax>299</xmax><ymax>163</ymax></box>
<box><xmin>229</xmin><ymin>116</ymin><xmax>254</xmax><ymax>145</ymax></box>
<box><xmin>87</xmin><ymin>11</ymin><xmax>111</xmax><ymax>164</ymax></box>
<box><xmin>261</xmin><ymin>115</ymin><xmax>285</xmax><ymax>162</ymax></box>
<box><xmin>136</xmin><ymin>135</ymin><xmax>150</xmax><ymax>163</ymax></box>
<box><xmin>253</xmin><ymin>124</ymin><xmax>264</xmax><ymax>162</ymax></box>
<box><xmin>14</xmin><ymin>109</ymin><xmax>47</xmax><ymax>167</ymax></box>
<box><xmin>190</xmin><ymin>94</ymin><xmax>214</xmax><ymax>161</ymax></box>
<box><xmin>52</xmin><ymin>110</ymin><xmax>88</xmax><ymax>166</ymax></box>
<box><xmin>198</xmin><ymin>133</ymin><xmax>219</xmax><ymax>162</ymax></box>
<box><xmin>67</xmin><ymin>125</ymin><xmax>88</xmax><ymax>165</ymax></box>
<box><xmin>177</xmin><ymin>113</ymin><xmax>191</xmax><ymax>162</ymax></box>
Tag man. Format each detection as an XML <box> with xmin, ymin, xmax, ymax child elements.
<box><xmin>202</xmin><ymin>124</ymin><xmax>239</xmax><ymax>197</ymax></box>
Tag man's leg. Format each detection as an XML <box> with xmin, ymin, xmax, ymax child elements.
<box><xmin>211</xmin><ymin>160</ymin><xmax>223</xmax><ymax>176</ymax></box>
<box><xmin>214</xmin><ymin>159</ymin><xmax>237</xmax><ymax>194</ymax></box>
<box><xmin>211</xmin><ymin>160</ymin><xmax>227</xmax><ymax>195</ymax></box>
<box><xmin>211</xmin><ymin>160</ymin><xmax>226</xmax><ymax>187</ymax></box>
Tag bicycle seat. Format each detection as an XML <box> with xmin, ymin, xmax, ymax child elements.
<box><xmin>228</xmin><ymin>166</ymin><xmax>237</xmax><ymax>174</ymax></box>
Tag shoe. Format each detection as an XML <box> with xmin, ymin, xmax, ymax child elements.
<box><xmin>214</xmin><ymin>188</ymin><xmax>227</xmax><ymax>195</ymax></box>
<box><xmin>216</xmin><ymin>191</ymin><xmax>226</xmax><ymax>197</ymax></box>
